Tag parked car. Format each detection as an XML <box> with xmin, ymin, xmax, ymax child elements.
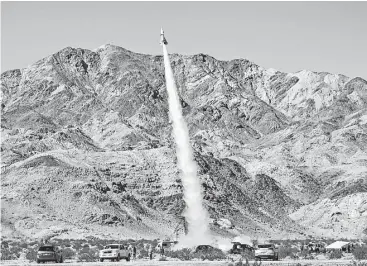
<box><xmin>36</xmin><ymin>245</ymin><xmax>63</xmax><ymax>263</ymax></box>
<box><xmin>255</xmin><ymin>243</ymin><xmax>279</xmax><ymax>261</ymax></box>
<box><xmin>99</xmin><ymin>244</ymin><xmax>130</xmax><ymax>262</ymax></box>
<box><xmin>230</xmin><ymin>242</ymin><xmax>254</xmax><ymax>254</ymax></box>
<box><xmin>194</xmin><ymin>245</ymin><xmax>215</xmax><ymax>253</ymax></box>
<box><xmin>192</xmin><ymin>244</ymin><xmax>226</xmax><ymax>258</ymax></box>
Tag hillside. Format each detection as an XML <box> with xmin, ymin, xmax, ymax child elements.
<box><xmin>1</xmin><ymin>44</ymin><xmax>367</xmax><ymax>241</ymax></box>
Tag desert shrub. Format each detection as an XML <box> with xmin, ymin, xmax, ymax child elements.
<box><xmin>72</xmin><ymin>240</ymin><xmax>83</xmax><ymax>250</ymax></box>
<box><xmin>27</xmin><ymin>241</ymin><xmax>38</xmax><ymax>247</ymax></box>
<box><xmin>77</xmin><ymin>246</ymin><xmax>98</xmax><ymax>262</ymax></box>
<box><xmin>165</xmin><ymin>247</ymin><xmax>227</xmax><ymax>261</ymax></box>
<box><xmin>26</xmin><ymin>247</ymin><xmax>38</xmax><ymax>262</ymax></box>
<box><xmin>52</xmin><ymin>239</ymin><xmax>63</xmax><ymax>245</ymax></box>
<box><xmin>79</xmin><ymin>246</ymin><xmax>90</xmax><ymax>254</ymax></box>
<box><xmin>137</xmin><ymin>248</ymin><xmax>148</xmax><ymax>259</ymax></box>
<box><xmin>61</xmin><ymin>238</ymin><xmax>72</xmax><ymax>247</ymax></box>
<box><xmin>279</xmin><ymin>239</ymin><xmax>293</xmax><ymax>248</ymax></box>
<box><xmin>329</xmin><ymin>249</ymin><xmax>343</xmax><ymax>259</ymax></box>
<box><xmin>299</xmin><ymin>249</ymin><xmax>309</xmax><ymax>258</ymax></box>
<box><xmin>94</xmin><ymin>239</ymin><xmax>112</xmax><ymax>250</ymax></box>
<box><xmin>165</xmin><ymin>248</ymin><xmax>192</xmax><ymax>260</ymax></box>
<box><xmin>1</xmin><ymin>248</ymin><xmax>14</xmax><ymax>260</ymax></box>
<box><xmin>85</xmin><ymin>236</ymin><xmax>99</xmax><ymax>242</ymax></box>
<box><xmin>77</xmin><ymin>253</ymin><xmax>96</xmax><ymax>262</ymax></box>
<box><xmin>353</xmin><ymin>245</ymin><xmax>367</xmax><ymax>260</ymax></box>
<box><xmin>19</xmin><ymin>242</ymin><xmax>28</xmax><ymax>249</ymax></box>
<box><xmin>193</xmin><ymin>248</ymin><xmax>227</xmax><ymax>261</ymax></box>
<box><xmin>8</xmin><ymin>245</ymin><xmax>22</xmax><ymax>259</ymax></box>
<box><xmin>299</xmin><ymin>249</ymin><xmax>315</xmax><ymax>260</ymax></box>
<box><xmin>240</xmin><ymin>249</ymin><xmax>255</xmax><ymax>260</ymax></box>
<box><xmin>1</xmin><ymin>240</ymin><xmax>10</xmax><ymax>249</ymax></box>
<box><xmin>63</xmin><ymin>247</ymin><xmax>76</xmax><ymax>259</ymax></box>
<box><xmin>278</xmin><ymin>246</ymin><xmax>299</xmax><ymax>259</ymax></box>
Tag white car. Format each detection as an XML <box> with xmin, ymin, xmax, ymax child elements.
<box><xmin>255</xmin><ymin>243</ymin><xmax>279</xmax><ymax>261</ymax></box>
<box><xmin>99</xmin><ymin>244</ymin><xmax>130</xmax><ymax>262</ymax></box>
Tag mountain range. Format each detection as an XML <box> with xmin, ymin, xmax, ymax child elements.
<box><xmin>1</xmin><ymin>44</ymin><xmax>366</xmax><ymax>242</ymax></box>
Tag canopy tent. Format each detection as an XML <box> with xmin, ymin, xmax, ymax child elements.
<box><xmin>325</xmin><ymin>241</ymin><xmax>350</xmax><ymax>250</ymax></box>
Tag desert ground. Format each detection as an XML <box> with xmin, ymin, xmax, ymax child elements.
<box><xmin>2</xmin><ymin>259</ymin><xmax>367</xmax><ymax>266</ymax></box>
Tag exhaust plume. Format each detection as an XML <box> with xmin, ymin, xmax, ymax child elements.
<box><xmin>162</xmin><ymin>44</ymin><xmax>211</xmax><ymax>246</ymax></box>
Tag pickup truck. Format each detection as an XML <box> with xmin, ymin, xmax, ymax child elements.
<box><xmin>99</xmin><ymin>244</ymin><xmax>130</xmax><ymax>262</ymax></box>
<box><xmin>255</xmin><ymin>243</ymin><xmax>279</xmax><ymax>261</ymax></box>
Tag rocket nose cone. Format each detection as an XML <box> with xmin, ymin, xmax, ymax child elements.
<box><xmin>161</xmin><ymin>28</ymin><xmax>164</xmax><ymax>34</ymax></box>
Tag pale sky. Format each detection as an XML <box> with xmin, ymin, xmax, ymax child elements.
<box><xmin>1</xmin><ymin>1</ymin><xmax>367</xmax><ymax>80</ymax></box>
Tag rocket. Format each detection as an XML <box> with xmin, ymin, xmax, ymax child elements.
<box><xmin>160</xmin><ymin>27</ymin><xmax>168</xmax><ymax>45</ymax></box>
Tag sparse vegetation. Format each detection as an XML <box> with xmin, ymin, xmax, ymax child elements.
<box><xmin>278</xmin><ymin>246</ymin><xmax>299</xmax><ymax>259</ymax></box>
<box><xmin>164</xmin><ymin>247</ymin><xmax>227</xmax><ymax>261</ymax></box>
<box><xmin>25</xmin><ymin>247</ymin><xmax>38</xmax><ymax>262</ymax></box>
<box><xmin>165</xmin><ymin>248</ymin><xmax>192</xmax><ymax>260</ymax></box>
<box><xmin>353</xmin><ymin>245</ymin><xmax>367</xmax><ymax>260</ymax></box>
<box><xmin>2</xmin><ymin>241</ymin><xmax>22</xmax><ymax>260</ymax></box>
<box><xmin>1</xmin><ymin>248</ymin><xmax>16</xmax><ymax>260</ymax></box>
<box><xmin>194</xmin><ymin>247</ymin><xmax>227</xmax><ymax>261</ymax></box>
<box><xmin>353</xmin><ymin>262</ymin><xmax>367</xmax><ymax>266</ymax></box>
<box><xmin>329</xmin><ymin>249</ymin><xmax>343</xmax><ymax>259</ymax></box>
<box><xmin>299</xmin><ymin>249</ymin><xmax>314</xmax><ymax>260</ymax></box>
<box><xmin>240</xmin><ymin>249</ymin><xmax>255</xmax><ymax>261</ymax></box>
<box><xmin>63</xmin><ymin>247</ymin><xmax>76</xmax><ymax>259</ymax></box>
<box><xmin>137</xmin><ymin>248</ymin><xmax>149</xmax><ymax>259</ymax></box>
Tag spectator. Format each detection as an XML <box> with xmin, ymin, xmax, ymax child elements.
<box><xmin>160</xmin><ymin>244</ymin><xmax>164</xmax><ymax>257</ymax></box>
<box><xmin>148</xmin><ymin>245</ymin><xmax>153</xmax><ymax>260</ymax></box>
<box><xmin>133</xmin><ymin>246</ymin><xmax>137</xmax><ymax>260</ymax></box>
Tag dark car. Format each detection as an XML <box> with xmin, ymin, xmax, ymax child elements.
<box><xmin>192</xmin><ymin>245</ymin><xmax>226</xmax><ymax>260</ymax></box>
<box><xmin>194</xmin><ymin>245</ymin><xmax>215</xmax><ymax>253</ymax></box>
<box><xmin>194</xmin><ymin>245</ymin><xmax>225</xmax><ymax>254</ymax></box>
<box><xmin>230</xmin><ymin>243</ymin><xmax>254</xmax><ymax>254</ymax></box>
<box><xmin>36</xmin><ymin>245</ymin><xmax>63</xmax><ymax>263</ymax></box>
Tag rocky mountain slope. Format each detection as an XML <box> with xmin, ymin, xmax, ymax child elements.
<box><xmin>1</xmin><ymin>44</ymin><xmax>367</xmax><ymax>241</ymax></box>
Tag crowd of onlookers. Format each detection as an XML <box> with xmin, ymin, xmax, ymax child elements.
<box><xmin>125</xmin><ymin>242</ymin><xmax>166</xmax><ymax>260</ymax></box>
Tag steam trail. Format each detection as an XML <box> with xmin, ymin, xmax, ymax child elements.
<box><xmin>162</xmin><ymin>44</ymin><xmax>211</xmax><ymax>246</ymax></box>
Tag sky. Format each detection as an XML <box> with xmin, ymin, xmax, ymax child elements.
<box><xmin>1</xmin><ymin>1</ymin><xmax>367</xmax><ymax>80</ymax></box>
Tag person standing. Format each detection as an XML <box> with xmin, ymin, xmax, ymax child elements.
<box><xmin>128</xmin><ymin>244</ymin><xmax>133</xmax><ymax>259</ymax></box>
<box><xmin>133</xmin><ymin>245</ymin><xmax>137</xmax><ymax>260</ymax></box>
<box><xmin>148</xmin><ymin>245</ymin><xmax>153</xmax><ymax>260</ymax></box>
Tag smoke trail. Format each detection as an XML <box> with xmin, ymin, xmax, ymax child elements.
<box><xmin>162</xmin><ymin>44</ymin><xmax>211</xmax><ymax>246</ymax></box>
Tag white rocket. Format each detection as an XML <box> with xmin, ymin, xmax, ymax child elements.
<box><xmin>160</xmin><ymin>28</ymin><xmax>168</xmax><ymax>45</ymax></box>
